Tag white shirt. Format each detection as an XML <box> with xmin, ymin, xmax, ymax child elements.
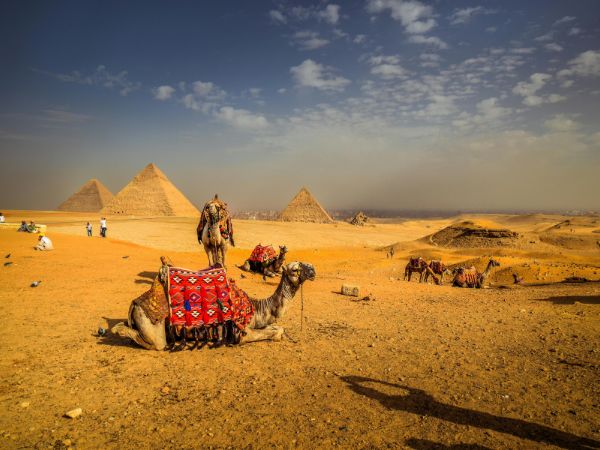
<box><xmin>0</xmin><ymin>215</ymin><xmax>5</xmax><ymax>223</ymax></box>
<box><xmin>86</xmin><ymin>224</ymin><xmax>92</xmax><ymax>231</ymax></box>
<box><xmin>100</xmin><ymin>219</ymin><xmax>106</xmax><ymax>228</ymax></box>
<box><xmin>38</xmin><ymin>236</ymin><xmax>53</xmax><ymax>250</ymax></box>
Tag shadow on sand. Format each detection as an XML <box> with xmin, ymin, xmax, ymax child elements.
<box><xmin>95</xmin><ymin>317</ymin><xmax>135</xmax><ymax>347</ymax></box>
<box><xmin>137</xmin><ymin>271</ymin><xmax>157</xmax><ymax>280</ymax></box>
<box><xmin>404</xmin><ymin>439</ymin><xmax>492</xmax><ymax>450</ymax></box>
<box><xmin>536</xmin><ymin>295</ymin><xmax>600</xmax><ymax>305</ymax></box>
<box><xmin>340</xmin><ymin>376</ymin><xmax>599</xmax><ymax>450</ymax></box>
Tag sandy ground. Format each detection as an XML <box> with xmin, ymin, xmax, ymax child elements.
<box><xmin>0</xmin><ymin>211</ymin><xmax>599</xmax><ymax>449</ymax></box>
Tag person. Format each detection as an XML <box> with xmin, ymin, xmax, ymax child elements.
<box><xmin>100</xmin><ymin>217</ymin><xmax>107</xmax><ymax>238</ymax></box>
<box><xmin>86</xmin><ymin>222</ymin><xmax>92</xmax><ymax>237</ymax></box>
<box><xmin>0</xmin><ymin>212</ymin><xmax>5</xmax><ymax>223</ymax></box>
<box><xmin>35</xmin><ymin>234</ymin><xmax>53</xmax><ymax>251</ymax></box>
<box><xmin>27</xmin><ymin>221</ymin><xmax>37</xmax><ymax>233</ymax></box>
<box><xmin>17</xmin><ymin>220</ymin><xmax>28</xmax><ymax>232</ymax></box>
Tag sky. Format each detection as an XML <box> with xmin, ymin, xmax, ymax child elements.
<box><xmin>1</xmin><ymin>0</ymin><xmax>599</xmax><ymax>212</ymax></box>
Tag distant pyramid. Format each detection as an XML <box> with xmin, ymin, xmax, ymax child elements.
<box><xmin>58</xmin><ymin>179</ymin><xmax>114</xmax><ymax>212</ymax></box>
<box><xmin>101</xmin><ymin>163</ymin><xmax>200</xmax><ymax>216</ymax></box>
<box><xmin>279</xmin><ymin>187</ymin><xmax>334</xmax><ymax>223</ymax></box>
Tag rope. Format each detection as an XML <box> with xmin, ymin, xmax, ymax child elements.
<box><xmin>300</xmin><ymin>283</ymin><xmax>304</xmax><ymax>332</ymax></box>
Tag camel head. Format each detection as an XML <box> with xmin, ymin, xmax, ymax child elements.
<box><xmin>282</xmin><ymin>261</ymin><xmax>316</xmax><ymax>286</ymax></box>
<box><xmin>489</xmin><ymin>259</ymin><xmax>500</xmax><ymax>268</ymax></box>
<box><xmin>207</xmin><ymin>202</ymin><xmax>221</xmax><ymax>224</ymax></box>
<box><xmin>279</xmin><ymin>245</ymin><xmax>288</xmax><ymax>256</ymax></box>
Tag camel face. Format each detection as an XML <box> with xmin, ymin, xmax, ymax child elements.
<box><xmin>284</xmin><ymin>261</ymin><xmax>316</xmax><ymax>285</ymax></box>
<box><xmin>490</xmin><ymin>259</ymin><xmax>500</xmax><ymax>268</ymax></box>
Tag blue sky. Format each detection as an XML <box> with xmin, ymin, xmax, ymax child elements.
<box><xmin>1</xmin><ymin>0</ymin><xmax>599</xmax><ymax>212</ymax></box>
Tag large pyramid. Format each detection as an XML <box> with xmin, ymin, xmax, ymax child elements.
<box><xmin>279</xmin><ymin>187</ymin><xmax>334</xmax><ymax>223</ymax></box>
<box><xmin>101</xmin><ymin>163</ymin><xmax>200</xmax><ymax>216</ymax></box>
<box><xmin>58</xmin><ymin>178</ymin><xmax>114</xmax><ymax>212</ymax></box>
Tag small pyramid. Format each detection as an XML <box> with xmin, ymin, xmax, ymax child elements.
<box><xmin>58</xmin><ymin>179</ymin><xmax>114</xmax><ymax>212</ymax></box>
<box><xmin>279</xmin><ymin>187</ymin><xmax>334</xmax><ymax>223</ymax></box>
<box><xmin>350</xmin><ymin>211</ymin><xmax>369</xmax><ymax>226</ymax></box>
<box><xmin>101</xmin><ymin>163</ymin><xmax>200</xmax><ymax>216</ymax></box>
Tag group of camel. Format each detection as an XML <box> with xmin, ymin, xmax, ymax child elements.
<box><xmin>112</xmin><ymin>196</ymin><xmax>501</xmax><ymax>351</ymax></box>
<box><xmin>404</xmin><ymin>256</ymin><xmax>500</xmax><ymax>288</ymax></box>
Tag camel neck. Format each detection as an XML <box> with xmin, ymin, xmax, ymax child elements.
<box><xmin>250</xmin><ymin>276</ymin><xmax>298</xmax><ymax>328</ymax></box>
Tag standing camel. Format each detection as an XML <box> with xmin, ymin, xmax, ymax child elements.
<box><xmin>111</xmin><ymin>260</ymin><xmax>316</xmax><ymax>350</ymax></box>
<box><xmin>452</xmin><ymin>259</ymin><xmax>500</xmax><ymax>288</ymax></box>
<box><xmin>404</xmin><ymin>257</ymin><xmax>428</xmax><ymax>282</ymax></box>
<box><xmin>197</xmin><ymin>196</ymin><xmax>234</xmax><ymax>268</ymax></box>
<box><xmin>423</xmin><ymin>260</ymin><xmax>451</xmax><ymax>285</ymax></box>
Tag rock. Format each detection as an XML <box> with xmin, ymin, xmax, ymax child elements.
<box><xmin>64</xmin><ymin>408</ymin><xmax>82</xmax><ymax>419</ymax></box>
<box><xmin>341</xmin><ymin>284</ymin><xmax>360</xmax><ymax>297</ymax></box>
<box><xmin>161</xmin><ymin>386</ymin><xmax>170</xmax><ymax>395</ymax></box>
<box><xmin>20</xmin><ymin>401</ymin><xmax>30</xmax><ymax>408</ymax></box>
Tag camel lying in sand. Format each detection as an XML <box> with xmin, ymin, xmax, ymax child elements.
<box><xmin>239</xmin><ymin>245</ymin><xmax>288</xmax><ymax>278</ymax></box>
<box><xmin>452</xmin><ymin>259</ymin><xmax>500</xmax><ymax>288</ymax></box>
<box><xmin>111</xmin><ymin>259</ymin><xmax>315</xmax><ymax>350</ymax></box>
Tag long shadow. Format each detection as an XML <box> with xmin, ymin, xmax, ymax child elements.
<box><xmin>405</xmin><ymin>439</ymin><xmax>492</xmax><ymax>450</ymax></box>
<box><xmin>135</xmin><ymin>279</ymin><xmax>153</xmax><ymax>285</ymax></box>
<box><xmin>537</xmin><ymin>295</ymin><xmax>600</xmax><ymax>305</ymax></box>
<box><xmin>340</xmin><ymin>376</ymin><xmax>599</xmax><ymax>450</ymax></box>
<box><xmin>137</xmin><ymin>271</ymin><xmax>157</xmax><ymax>280</ymax></box>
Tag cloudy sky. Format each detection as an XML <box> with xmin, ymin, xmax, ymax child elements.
<box><xmin>1</xmin><ymin>0</ymin><xmax>599</xmax><ymax>212</ymax></box>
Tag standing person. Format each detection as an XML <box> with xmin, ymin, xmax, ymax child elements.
<box><xmin>86</xmin><ymin>222</ymin><xmax>92</xmax><ymax>237</ymax></box>
<box><xmin>100</xmin><ymin>217</ymin><xmax>107</xmax><ymax>238</ymax></box>
<box><xmin>0</xmin><ymin>212</ymin><xmax>5</xmax><ymax>223</ymax></box>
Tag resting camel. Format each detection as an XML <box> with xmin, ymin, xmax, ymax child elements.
<box><xmin>423</xmin><ymin>260</ymin><xmax>451</xmax><ymax>285</ymax></box>
<box><xmin>404</xmin><ymin>257</ymin><xmax>427</xmax><ymax>282</ymax></box>
<box><xmin>111</xmin><ymin>259</ymin><xmax>316</xmax><ymax>350</ymax></box>
<box><xmin>197</xmin><ymin>195</ymin><xmax>234</xmax><ymax>268</ymax></box>
<box><xmin>452</xmin><ymin>259</ymin><xmax>500</xmax><ymax>288</ymax></box>
<box><xmin>239</xmin><ymin>245</ymin><xmax>288</xmax><ymax>278</ymax></box>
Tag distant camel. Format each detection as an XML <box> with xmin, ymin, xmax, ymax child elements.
<box><xmin>197</xmin><ymin>195</ymin><xmax>234</xmax><ymax>268</ymax></box>
<box><xmin>239</xmin><ymin>245</ymin><xmax>288</xmax><ymax>278</ymax></box>
<box><xmin>404</xmin><ymin>257</ymin><xmax>428</xmax><ymax>282</ymax></box>
<box><xmin>423</xmin><ymin>260</ymin><xmax>451</xmax><ymax>285</ymax></box>
<box><xmin>452</xmin><ymin>259</ymin><xmax>500</xmax><ymax>288</ymax></box>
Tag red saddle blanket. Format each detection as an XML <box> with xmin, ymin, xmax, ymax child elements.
<box><xmin>168</xmin><ymin>266</ymin><xmax>253</xmax><ymax>330</ymax></box>
<box><xmin>248</xmin><ymin>244</ymin><xmax>277</xmax><ymax>263</ymax></box>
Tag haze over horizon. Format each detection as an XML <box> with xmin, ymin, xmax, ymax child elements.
<box><xmin>1</xmin><ymin>1</ymin><xmax>599</xmax><ymax>213</ymax></box>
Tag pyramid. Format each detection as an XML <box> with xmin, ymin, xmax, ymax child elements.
<box><xmin>58</xmin><ymin>179</ymin><xmax>114</xmax><ymax>212</ymax></box>
<box><xmin>279</xmin><ymin>187</ymin><xmax>334</xmax><ymax>223</ymax></box>
<box><xmin>101</xmin><ymin>163</ymin><xmax>200</xmax><ymax>216</ymax></box>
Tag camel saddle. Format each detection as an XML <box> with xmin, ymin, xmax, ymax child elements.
<box><xmin>167</xmin><ymin>266</ymin><xmax>253</xmax><ymax>330</ymax></box>
<box><xmin>248</xmin><ymin>244</ymin><xmax>277</xmax><ymax>264</ymax></box>
<box><xmin>409</xmin><ymin>257</ymin><xmax>424</xmax><ymax>268</ymax></box>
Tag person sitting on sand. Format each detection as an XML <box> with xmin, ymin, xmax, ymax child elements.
<box><xmin>0</xmin><ymin>212</ymin><xmax>5</xmax><ymax>223</ymax></box>
<box><xmin>35</xmin><ymin>234</ymin><xmax>53</xmax><ymax>251</ymax></box>
<box><xmin>86</xmin><ymin>222</ymin><xmax>92</xmax><ymax>237</ymax></box>
<box><xmin>27</xmin><ymin>221</ymin><xmax>37</xmax><ymax>233</ymax></box>
<box><xmin>17</xmin><ymin>221</ymin><xmax>28</xmax><ymax>232</ymax></box>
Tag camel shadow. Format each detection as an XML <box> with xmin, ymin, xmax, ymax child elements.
<box><xmin>135</xmin><ymin>279</ymin><xmax>153</xmax><ymax>285</ymax></box>
<box><xmin>340</xmin><ymin>376</ymin><xmax>599</xmax><ymax>450</ymax></box>
<box><xmin>137</xmin><ymin>271</ymin><xmax>157</xmax><ymax>280</ymax></box>
<box><xmin>537</xmin><ymin>295</ymin><xmax>600</xmax><ymax>305</ymax></box>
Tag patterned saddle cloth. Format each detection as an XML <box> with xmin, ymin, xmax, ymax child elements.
<box><xmin>168</xmin><ymin>266</ymin><xmax>253</xmax><ymax>330</ymax></box>
<box><xmin>248</xmin><ymin>244</ymin><xmax>277</xmax><ymax>263</ymax></box>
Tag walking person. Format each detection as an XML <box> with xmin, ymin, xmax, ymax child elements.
<box><xmin>100</xmin><ymin>217</ymin><xmax>107</xmax><ymax>238</ymax></box>
<box><xmin>86</xmin><ymin>222</ymin><xmax>92</xmax><ymax>237</ymax></box>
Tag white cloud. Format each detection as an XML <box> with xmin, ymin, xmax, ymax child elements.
<box><xmin>408</xmin><ymin>35</ymin><xmax>448</xmax><ymax>49</ymax></box>
<box><xmin>366</xmin><ymin>0</ymin><xmax>436</xmax><ymax>34</ymax></box>
<box><xmin>511</xmin><ymin>47</ymin><xmax>536</xmax><ymax>54</ymax></box>
<box><xmin>553</xmin><ymin>16</ymin><xmax>575</xmax><ymax>26</ymax></box>
<box><xmin>41</xmin><ymin>65</ymin><xmax>141</xmax><ymax>96</ymax></box>
<box><xmin>153</xmin><ymin>85</ymin><xmax>175</xmax><ymax>101</ymax></box>
<box><xmin>290</xmin><ymin>59</ymin><xmax>350</xmax><ymax>91</ymax></box>
<box><xmin>568</xmin><ymin>27</ymin><xmax>581</xmax><ymax>36</ymax></box>
<box><xmin>318</xmin><ymin>4</ymin><xmax>340</xmax><ymax>25</ymax></box>
<box><xmin>269</xmin><ymin>10</ymin><xmax>286</xmax><ymax>24</ymax></box>
<box><xmin>544</xmin><ymin>114</ymin><xmax>580</xmax><ymax>132</ymax></box>
<box><xmin>449</xmin><ymin>7</ymin><xmax>493</xmax><ymax>25</ymax></box>
<box><xmin>486</xmin><ymin>26</ymin><xmax>497</xmax><ymax>33</ymax></box>
<box><xmin>513</xmin><ymin>73</ymin><xmax>550</xmax><ymax>100</ymax></box>
<box><xmin>534</xmin><ymin>32</ymin><xmax>554</xmax><ymax>42</ymax></box>
<box><xmin>214</xmin><ymin>107</ymin><xmax>269</xmax><ymax>130</ymax></box>
<box><xmin>192</xmin><ymin>80</ymin><xmax>226</xmax><ymax>100</ymax></box>
<box><xmin>353</xmin><ymin>34</ymin><xmax>367</xmax><ymax>44</ymax></box>
<box><xmin>368</xmin><ymin>55</ymin><xmax>407</xmax><ymax>79</ymax></box>
<box><xmin>545</xmin><ymin>43</ymin><xmax>563</xmax><ymax>52</ymax></box>
<box><xmin>557</xmin><ymin>50</ymin><xmax>600</xmax><ymax>78</ymax></box>
<box><xmin>293</xmin><ymin>31</ymin><xmax>330</xmax><ymax>50</ymax></box>
<box><xmin>278</xmin><ymin>88</ymin><xmax>287</xmax><ymax>94</ymax></box>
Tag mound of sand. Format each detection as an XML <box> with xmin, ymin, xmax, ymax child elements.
<box><xmin>546</xmin><ymin>217</ymin><xmax>600</xmax><ymax>232</ymax></box>
<box><xmin>350</xmin><ymin>211</ymin><xmax>369</xmax><ymax>226</ymax></box>
<box><xmin>428</xmin><ymin>220</ymin><xmax>519</xmax><ymax>248</ymax></box>
<box><xmin>101</xmin><ymin>163</ymin><xmax>199</xmax><ymax>217</ymax></box>
<box><xmin>58</xmin><ymin>179</ymin><xmax>114</xmax><ymax>212</ymax></box>
<box><xmin>279</xmin><ymin>187</ymin><xmax>334</xmax><ymax>224</ymax></box>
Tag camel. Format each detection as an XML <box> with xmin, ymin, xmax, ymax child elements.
<box><xmin>239</xmin><ymin>245</ymin><xmax>288</xmax><ymax>278</ymax></box>
<box><xmin>197</xmin><ymin>195</ymin><xmax>234</xmax><ymax>268</ymax></box>
<box><xmin>111</xmin><ymin>259</ymin><xmax>316</xmax><ymax>350</ymax></box>
<box><xmin>423</xmin><ymin>260</ymin><xmax>451</xmax><ymax>285</ymax></box>
<box><xmin>452</xmin><ymin>259</ymin><xmax>500</xmax><ymax>288</ymax></box>
<box><xmin>404</xmin><ymin>257</ymin><xmax>427</xmax><ymax>282</ymax></box>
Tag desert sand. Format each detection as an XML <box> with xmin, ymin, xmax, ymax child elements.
<box><xmin>0</xmin><ymin>210</ymin><xmax>599</xmax><ymax>449</ymax></box>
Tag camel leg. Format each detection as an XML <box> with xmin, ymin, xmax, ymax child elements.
<box><xmin>112</xmin><ymin>304</ymin><xmax>167</xmax><ymax>350</ymax></box>
<box><xmin>220</xmin><ymin>242</ymin><xmax>227</xmax><ymax>269</ymax></box>
<box><xmin>204</xmin><ymin>244</ymin><xmax>214</xmax><ymax>266</ymax></box>
<box><xmin>111</xmin><ymin>322</ymin><xmax>156</xmax><ymax>350</ymax></box>
<box><xmin>239</xmin><ymin>260</ymin><xmax>251</xmax><ymax>272</ymax></box>
<box><xmin>239</xmin><ymin>326</ymin><xmax>284</xmax><ymax>344</ymax></box>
